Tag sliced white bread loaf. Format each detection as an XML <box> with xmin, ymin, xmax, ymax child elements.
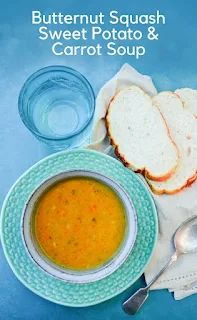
<box><xmin>175</xmin><ymin>88</ymin><xmax>197</xmax><ymax>117</ymax></box>
<box><xmin>147</xmin><ymin>92</ymin><xmax>197</xmax><ymax>194</ymax></box>
<box><xmin>106</xmin><ymin>86</ymin><xmax>179</xmax><ymax>181</ymax></box>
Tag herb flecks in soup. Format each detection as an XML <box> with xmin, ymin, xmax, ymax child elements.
<box><xmin>35</xmin><ymin>177</ymin><xmax>126</xmax><ymax>270</ymax></box>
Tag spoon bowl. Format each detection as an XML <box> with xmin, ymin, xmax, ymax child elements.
<box><xmin>174</xmin><ymin>216</ymin><xmax>197</xmax><ymax>254</ymax></box>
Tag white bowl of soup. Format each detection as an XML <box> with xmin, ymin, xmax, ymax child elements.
<box><xmin>21</xmin><ymin>170</ymin><xmax>137</xmax><ymax>283</ymax></box>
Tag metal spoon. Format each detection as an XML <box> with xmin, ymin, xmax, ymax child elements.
<box><xmin>123</xmin><ymin>215</ymin><xmax>197</xmax><ymax>315</ymax></box>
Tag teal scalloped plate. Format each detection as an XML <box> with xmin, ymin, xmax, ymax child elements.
<box><xmin>0</xmin><ymin>149</ymin><xmax>158</xmax><ymax>307</ymax></box>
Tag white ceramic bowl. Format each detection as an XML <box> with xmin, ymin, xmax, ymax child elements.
<box><xmin>21</xmin><ymin>170</ymin><xmax>137</xmax><ymax>283</ymax></box>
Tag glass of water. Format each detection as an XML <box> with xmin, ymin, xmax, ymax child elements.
<box><xmin>18</xmin><ymin>66</ymin><xmax>95</xmax><ymax>151</ymax></box>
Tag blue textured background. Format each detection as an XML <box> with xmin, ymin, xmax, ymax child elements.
<box><xmin>0</xmin><ymin>0</ymin><xmax>197</xmax><ymax>319</ymax></box>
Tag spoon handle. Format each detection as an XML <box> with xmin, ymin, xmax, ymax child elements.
<box><xmin>122</xmin><ymin>287</ymin><xmax>150</xmax><ymax>315</ymax></box>
<box><xmin>122</xmin><ymin>251</ymin><xmax>179</xmax><ymax>315</ymax></box>
<box><xmin>146</xmin><ymin>251</ymin><xmax>179</xmax><ymax>288</ymax></box>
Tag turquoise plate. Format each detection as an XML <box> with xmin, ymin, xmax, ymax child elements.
<box><xmin>1</xmin><ymin>149</ymin><xmax>158</xmax><ymax>307</ymax></box>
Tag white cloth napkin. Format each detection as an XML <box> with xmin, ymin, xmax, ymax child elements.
<box><xmin>87</xmin><ymin>63</ymin><xmax>197</xmax><ymax>300</ymax></box>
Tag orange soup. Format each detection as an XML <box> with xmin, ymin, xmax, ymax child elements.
<box><xmin>34</xmin><ymin>177</ymin><xmax>126</xmax><ymax>270</ymax></box>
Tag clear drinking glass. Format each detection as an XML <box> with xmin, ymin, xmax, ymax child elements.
<box><xmin>18</xmin><ymin>66</ymin><xmax>95</xmax><ymax>151</ymax></box>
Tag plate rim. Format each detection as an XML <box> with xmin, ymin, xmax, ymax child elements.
<box><xmin>0</xmin><ymin>149</ymin><xmax>158</xmax><ymax>307</ymax></box>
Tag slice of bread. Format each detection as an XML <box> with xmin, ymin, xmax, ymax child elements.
<box><xmin>175</xmin><ymin>88</ymin><xmax>197</xmax><ymax>117</ymax></box>
<box><xmin>106</xmin><ymin>86</ymin><xmax>179</xmax><ymax>181</ymax></box>
<box><xmin>147</xmin><ymin>92</ymin><xmax>197</xmax><ymax>194</ymax></box>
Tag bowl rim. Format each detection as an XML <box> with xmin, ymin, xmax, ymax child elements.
<box><xmin>18</xmin><ymin>65</ymin><xmax>95</xmax><ymax>141</ymax></box>
<box><xmin>21</xmin><ymin>169</ymin><xmax>138</xmax><ymax>283</ymax></box>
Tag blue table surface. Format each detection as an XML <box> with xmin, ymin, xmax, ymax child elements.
<box><xmin>1</xmin><ymin>0</ymin><xmax>197</xmax><ymax>319</ymax></box>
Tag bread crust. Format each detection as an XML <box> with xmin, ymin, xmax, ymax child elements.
<box><xmin>147</xmin><ymin>170</ymin><xmax>197</xmax><ymax>195</ymax></box>
<box><xmin>105</xmin><ymin>86</ymin><xmax>179</xmax><ymax>182</ymax></box>
<box><xmin>147</xmin><ymin>91</ymin><xmax>197</xmax><ymax>194</ymax></box>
